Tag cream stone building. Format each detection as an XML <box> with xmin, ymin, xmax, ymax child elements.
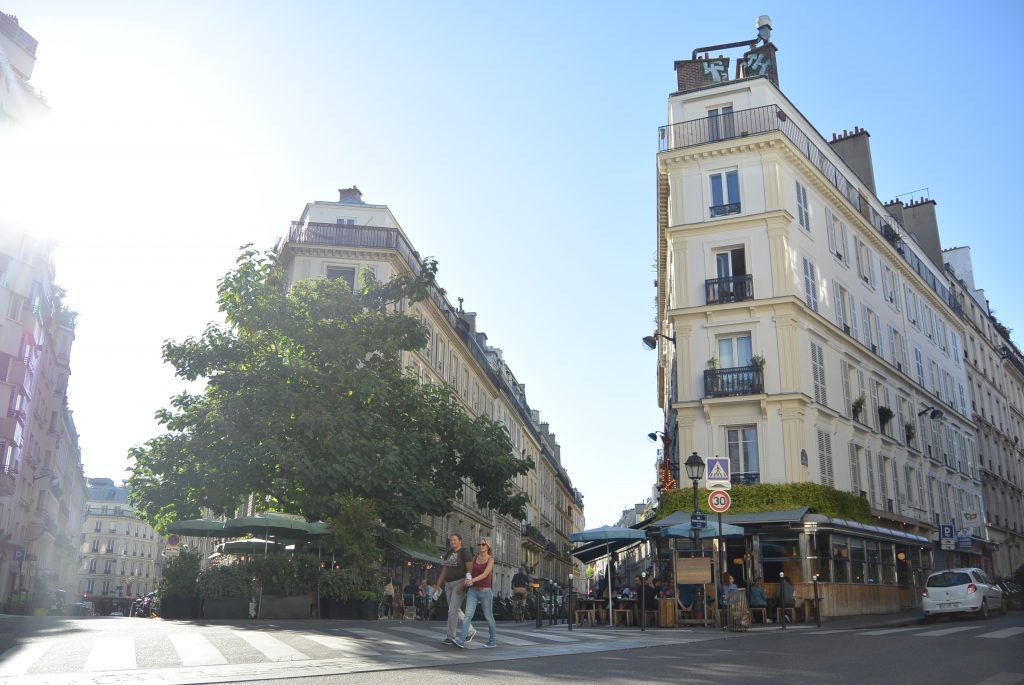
<box><xmin>0</xmin><ymin>233</ymin><xmax>88</xmax><ymax>611</ymax></box>
<box><xmin>945</xmin><ymin>246</ymin><xmax>1024</xmax><ymax>576</ymax></box>
<box><xmin>652</xmin><ymin>35</ymin><xmax>990</xmax><ymax>590</ymax></box>
<box><xmin>0</xmin><ymin>12</ymin><xmax>48</xmax><ymax>125</ymax></box>
<box><xmin>78</xmin><ymin>478</ymin><xmax>164</xmax><ymax>615</ymax></box>
<box><xmin>278</xmin><ymin>188</ymin><xmax>583</xmax><ymax>592</ymax></box>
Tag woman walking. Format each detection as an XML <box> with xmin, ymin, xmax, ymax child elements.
<box><xmin>454</xmin><ymin>538</ymin><xmax>497</xmax><ymax>648</ymax></box>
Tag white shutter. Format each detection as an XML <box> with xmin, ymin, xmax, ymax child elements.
<box><xmin>870</xmin><ymin>380</ymin><xmax>879</xmax><ymax>430</ymax></box>
<box><xmin>849</xmin><ymin>443</ymin><xmax>860</xmax><ymax>495</ymax></box>
<box><xmin>866</xmin><ymin>448</ymin><xmax>876</xmax><ymax>504</ymax></box>
<box><xmin>892</xmin><ymin>461</ymin><xmax>902</xmax><ymax>514</ymax></box>
<box><xmin>826</xmin><ymin>211</ymin><xmax>837</xmax><ymax>253</ymax></box>
<box><xmin>868</xmin><ymin>248</ymin><xmax>877</xmax><ymax>287</ymax></box>
<box><xmin>834</xmin><ymin>281</ymin><xmax>845</xmax><ymax>329</ymax></box>
<box><xmin>849</xmin><ymin>292</ymin><xmax>859</xmax><ymax>340</ymax></box>
<box><xmin>811</xmin><ymin>341</ymin><xmax>827</xmax><ymax>405</ymax></box>
<box><xmin>817</xmin><ymin>428</ymin><xmax>834</xmax><ymax>487</ymax></box>
<box><xmin>839</xmin><ymin>222</ymin><xmax>849</xmax><ymax>264</ymax></box>
<box><xmin>803</xmin><ymin>258</ymin><xmax>818</xmax><ymax>311</ymax></box>
<box><xmin>841</xmin><ymin>359</ymin><xmax>851</xmax><ymax>416</ymax></box>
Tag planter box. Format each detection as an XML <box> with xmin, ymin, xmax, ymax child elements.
<box><xmin>160</xmin><ymin>596</ymin><xmax>200</xmax><ymax>620</ymax></box>
<box><xmin>325</xmin><ymin>599</ymin><xmax>360</xmax><ymax>619</ymax></box>
<box><xmin>202</xmin><ymin>596</ymin><xmax>249</xmax><ymax>620</ymax></box>
<box><xmin>260</xmin><ymin>594</ymin><xmax>311</xmax><ymax>619</ymax></box>
<box><xmin>358</xmin><ymin>599</ymin><xmax>378</xmax><ymax>620</ymax></box>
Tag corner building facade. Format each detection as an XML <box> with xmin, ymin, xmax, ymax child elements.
<box><xmin>653</xmin><ymin>63</ymin><xmax>990</xmax><ymax>597</ymax></box>
<box><xmin>278</xmin><ymin>188</ymin><xmax>584</xmax><ymax>591</ymax></box>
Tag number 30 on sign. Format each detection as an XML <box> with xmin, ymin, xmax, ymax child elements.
<box><xmin>708</xmin><ymin>490</ymin><xmax>731</xmax><ymax>513</ymax></box>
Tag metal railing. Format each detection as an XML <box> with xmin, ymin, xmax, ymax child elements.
<box><xmin>705</xmin><ymin>274</ymin><xmax>753</xmax><ymax>305</ymax></box>
<box><xmin>731</xmin><ymin>472</ymin><xmax>760</xmax><ymax>485</ymax></box>
<box><xmin>704</xmin><ymin>365</ymin><xmax>763</xmax><ymax>398</ymax></box>
<box><xmin>710</xmin><ymin>202</ymin><xmax>741</xmax><ymax>217</ymax></box>
<box><xmin>658</xmin><ymin>104</ymin><xmax>963</xmax><ymax>319</ymax></box>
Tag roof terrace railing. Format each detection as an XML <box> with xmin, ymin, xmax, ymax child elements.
<box><xmin>658</xmin><ymin>105</ymin><xmax>962</xmax><ymax>319</ymax></box>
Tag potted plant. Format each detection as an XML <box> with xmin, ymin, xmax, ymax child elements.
<box><xmin>905</xmin><ymin>422</ymin><xmax>916</xmax><ymax>443</ymax></box>
<box><xmin>251</xmin><ymin>554</ymin><xmax>319</xmax><ymax>619</ymax></box>
<box><xmin>158</xmin><ymin>549</ymin><xmax>201</xmax><ymax>619</ymax></box>
<box><xmin>852</xmin><ymin>396</ymin><xmax>866</xmax><ymax>421</ymax></box>
<box><xmin>750</xmin><ymin>353</ymin><xmax>766</xmax><ymax>369</ymax></box>
<box><xmin>198</xmin><ymin>563</ymin><xmax>254</xmax><ymax>619</ymax></box>
<box><xmin>707</xmin><ymin>357</ymin><xmax>719</xmax><ymax>370</ymax></box>
<box><xmin>878</xmin><ymin>406</ymin><xmax>895</xmax><ymax>430</ymax></box>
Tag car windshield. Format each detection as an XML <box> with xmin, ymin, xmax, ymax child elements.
<box><xmin>927</xmin><ymin>572</ymin><xmax>972</xmax><ymax>587</ymax></box>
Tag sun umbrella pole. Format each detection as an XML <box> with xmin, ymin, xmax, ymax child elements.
<box><xmin>606</xmin><ymin>542</ymin><xmax>612</xmax><ymax>627</ymax></box>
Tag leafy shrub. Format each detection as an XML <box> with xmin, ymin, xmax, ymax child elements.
<box><xmin>159</xmin><ymin>549</ymin><xmax>201</xmax><ymax>598</ymax></box>
<box><xmin>658</xmin><ymin>482</ymin><xmax>872</xmax><ymax>524</ymax></box>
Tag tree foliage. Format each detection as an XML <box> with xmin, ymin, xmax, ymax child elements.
<box><xmin>657</xmin><ymin>482</ymin><xmax>873</xmax><ymax>524</ymax></box>
<box><xmin>128</xmin><ymin>247</ymin><xmax>531</xmax><ymax>537</ymax></box>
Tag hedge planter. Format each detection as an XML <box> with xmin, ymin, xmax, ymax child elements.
<box><xmin>202</xmin><ymin>596</ymin><xmax>249</xmax><ymax>620</ymax></box>
<box><xmin>325</xmin><ymin>599</ymin><xmax>361</xmax><ymax>619</ymax></box>
<box><xmin>260</xmin><ymin>594</ymin><xmax>311</xmax><ymax>619</ymax></box>
<box><xmin>160</xmin><ymin>596</ymin><xmax>200</xmax><ymax>620</ymax></box>
<box><xmin>358</xmin><ymin>598</ymin><xmax>378</xmax><ymax>620</ymax></box>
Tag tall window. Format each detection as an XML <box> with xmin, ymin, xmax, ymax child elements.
<box><xmin>810</xmin><ymin>341</ymin><xmax>827</xmax><ymax>405</ymax></box>
<box><xmin>817</xmin><ymin>428</ymin><xmax>834</xmax><ymax>487</ymax></box>
<box><xmin>709</xmin><ymin>170</ymin><xmax>740</xmax><ymax>217</ymax></box>
<box><xmin>718</xmin><ymin>334</ymin><xmax>752</xmax><ymax>368</ymax></box>
<box><xmin>326</xmin><ymin>266</ymin><xmax>356</xmax><ymax>291</ymax></box>
<box><xmin>849</xmin><ymin>444</ymin><xmax>862</xmax><ymax>496</ymax></box>
<box><xmin>802</xmin><ymin>258</ymin><xmax>818</xmax><ymax>311</ymax></box>
<box><xmin>834</xmin><ymin>282</ymin><xmax>853</xmax><ymax>334</ymax></box>
<box><xmin>796</xmin><ymin>181</ymin><xmax>810</xmax><ymax>230</ymax></box>
<box><xmin>726</xmin><ymin>426</ymin><xmax>759</xmax><ymax>477</ymax></box>
<box><xmin>914</xmin><ymin>347</ymin><xmax>925</xmax><ymax>386</ymax></box>
<box><xmin>708</xmin><ymin>105</ymin><xmax>735</xmax><ymax>141</ymax></box>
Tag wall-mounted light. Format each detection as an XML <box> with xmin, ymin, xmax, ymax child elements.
<box><xmin>917</xmin><ymin>405</ymin><xmax>944</xmax><ymax>421</ymax></box>
<box><xmin>641</xmin><ymin>332</ymin><xmax>676</xmax><ymax>351</ymax></box>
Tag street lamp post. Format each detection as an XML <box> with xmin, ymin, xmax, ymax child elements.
<box><xmin>684</xmin><ymin>452</ymin><xmax>706</xmax><ymax>619</ymax></box>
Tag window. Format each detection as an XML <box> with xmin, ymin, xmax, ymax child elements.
<box><xmin>904</xmin><ymin>284</ymin><xmax>918</xmax><ymax>326</ymax></box>
<box><xmin>101</xmin><ymin>580</ymin><xmax>110</xmax><ymax>595</ymax></box>
<box><xmin>709</xmin><ymin>170</ymin><xmax>740</xmax><ymax>217</ymax></box>
<box><xmin>914</xmin><ymin>347</ymin><xmax>925</xmax><ymax>386</ymax></box>
<box><xmin>796</xmin><ymin>181</ymin><xmax>810</xmax><ymax>230</ymax></box>
<box><xmin>6</xmin><ymin>295</ymin><xmax>25</xmax><ymax>321</ymax></box>
<box><xmin>89</xmin><ymin>559</ymin><xmax>96</xmax><ymax>573</ymax></box>
<box><xmin>834</xmin><ymin>282</ymin><xmax>853</xmax><ymax>333</ymax></box>
<box><xmin>878</xmin><ymin>454</ymin><xmax>889</xmax><ymax>506</ymax></box>
<box><xmin>811</xmin><ymin>341</ymin><xmax>827</xmax><ymax>405</ymax></box>
<box><xmin>826</xmin><ymin>211</ymin><xmax>849</xmax><ymax>262</ymax></box>
<box><xmin>881</xmin><ymin>262</ymin><xmax>898</xmax><ymax>307</ymax></box>
<box><xmin>708</xmin><ymin>105</ymin><xmax>735</xmax><ymax>141</ymax></box>
<box><xmin>326</xmin><ymin>266</ymin><xmax>356</xmax><ymax>291</ymax></box>
<box><xmin>91</xmin><ymin>539</ymin><xmax>99</xmax><ymax>553</ymax></box>
<box><xmin>802</xmin><ymin>258</ymin><xmax>818</xmax><ymax>311</ymax></box>
<box><xmin>94</xmin><ymin>520</ymin><xmax>101</xmax><ymax>532</ymax></box>
<box><xmin>849</xmin><ymin>443</ymin><xmax>862</xmax><ymax>496</ymax></box>
<box><xmin>335</xmin><ymin>217</ymin><xmax>355</xmax><ymax>225</ymax></box>
<box><xmin>817</xmin><ymin>428</ymin><xmax>834</xmax><ymax>487</ymax></box>
<box><xmin>717</xmin><ymin>334</ymin><xmax>752</xmax><ymax>368</ymax></box>
<box><xmin>104</xmin><ymin>560</ymin><xmax>113</xmax><ymax>574</ymax></box>
<box><xmin>726</xmin><ymin>426</ymin><xmax>759</xmax><ymax>478</ymax></box>
<box><xmin>86</xmin><ymin>580</ymin><xmax>94</xmax><ymax>594</ymax></box>
<box><xmin>855</xmin><ymin>238</ymin><xmax>876</xmax><ymax>287</ymax></box>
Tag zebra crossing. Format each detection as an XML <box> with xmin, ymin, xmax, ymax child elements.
<box><xmin>0</xmin><ymin>621</ymin><xmax>713</xmax><ymax>684</ymax></box>
<box><xmin>800</xmin><ymin>625</ymin><xmax>1024</xmax><ymax>640</ymax></box>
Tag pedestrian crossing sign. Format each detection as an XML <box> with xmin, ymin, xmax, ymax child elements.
<box><xmin>706</xmin><ymin>457</ymin><xmax>731</xmax><ymax>490</ymax></box>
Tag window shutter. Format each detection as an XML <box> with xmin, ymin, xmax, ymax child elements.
<box><xmin>849</xmin><ymin>443</ymin><xmax>860</xmax><ymax>495</ymax></box>
<box><xmin>841</xmin><ymin>359</ymin><xmax>851</xmax><ymax>416</ymax></box>
<box><xmin>849</xmin><ymin>293</ymin><xmax>859</xmax><ymax>340</ymax></box>
<box><xmin>817</xmin><ymin>428</ymin><xmax>834</xmax><ymax>487</ymax></box>
<box><xmin>840</xmin><ymin>222</ymin><xmax>849</xmax><ymax>263</ymax></box>
<box><xmin>811</xmin><ymin>341</ymin><xmax>827</xmax><ymax>405</ymax></box>
<box><xmin>826</xmin><ymin>211</ymin><xmax>837</xmax><ymax>252</ymax></box>
<box><xmin>803</xmin><ymin>258</ymin><xmax>818</xmax><ymax>311</ymax></box>
<box><xmin>834</xmin><ymin>281</ymin><xmax>844</xmax><ymax>328</ymax></box>
<box><xmin>866</xmin><ymin>448</ymin><xmax>876</xmax><ymax>504</ymax></box>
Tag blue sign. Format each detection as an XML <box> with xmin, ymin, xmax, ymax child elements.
<box><xmin>12</xmin><ymin>549</ymin><xmax>24</xmax><ymax>561</ymax></box>
<box><xmin>939</xmin><ymin>524</ymin><xmax>955</xmax><ymax>541</ymax></box>
<box><xmin>956</xmin><ymin>530</ymin><xmax>973</xmax><ymax>551</ymax></box>
<box><xmin>691</xmin><ymin>513</ymin><xmax>708</xmax><ymax>529</ymax></box>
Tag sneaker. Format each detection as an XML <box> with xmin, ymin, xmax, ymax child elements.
<box><xmin>452</xmin><ymin>640</ymin><xmax>465</xmax><ymax>649</ymax></box>
<box><xmin>442</xmin><ymin>638</ymin><xmax>454</xmax><ymax>645</ymax></box>
<box><xmin>484</xmin><ymin>642</ymin><xmax>496</xmax><ymax>648</ymax></box>
<box><xmin>766</xmin><ymin>619</ymin><xmax>774</xmax><ymax>624</ymax></box>
<box><xmin>466</xmin><ymin>629</ymin><xmax>477</xmax><ymax>643</ymax></box>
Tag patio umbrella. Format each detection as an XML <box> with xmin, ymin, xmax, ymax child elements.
<box><xmin>215</xmin><ymin>538</ymin><xmax>283</xmax><ymax>556</ymax></box>
<box><xmin>223</xmin><ymin>513</ymin><xmax>320</xmax><ymax>556</ymax></box>
<box><xmin>569</xmin><ymin>526</ymin><xmax>647</xmax><ymax>626</ymax></box>
<box><xmin>661</xmin><ymin>521</ymin><xmax>745</xmax><ymax>539</ymax></box>
<box><xmin>166</xmin><ymin>518</ymin><xmax>225</xmax><ymax>537</ymax></box>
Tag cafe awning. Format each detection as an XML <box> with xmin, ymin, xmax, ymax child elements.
<box><xmin>386</xmin><ymin>540</ymin><xmax>440</xmax><ymax>565</ymax></box>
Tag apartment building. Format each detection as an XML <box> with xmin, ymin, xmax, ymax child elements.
<box><xmin>0</xmin><ymin>233</ymin><xmax>88</xmax><ymax>610</ymax></box>
<box><xmin>945</xmin><ymin>246</ymin><xmax>1024</xmax><ymax>576</ymax></box>
<box><xmin>651</xmin><ymin>25</ymin><xmax>990</xmax><ymax>597</ymax></box>
<box><xmin>78</xmin><ymin>478</ymin><xmax>164</xmax><ymax>615</ymax></box>
<box><xmin>277</xmin><ymin>188</ymin><xmax>584</xmax><ymax>591</ymax></box>
<box><xmin>0</xmin><ymin>12</ymin><xmax>48</xmax><ymax>125</ymax></box>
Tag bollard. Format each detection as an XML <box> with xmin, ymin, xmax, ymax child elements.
<box><xmin>779</xmin><ymin>572</ymin><xmax>786</xmax><ymax>631</ymax></box>
<box><xmin>535</xmin><ymin>585</ymin><xmax>543</xmax><ymax>629</ymax></box>
<box><xmin>640</xmin><ymin>571</ymin><xmax>647</xmax><ymax>632</ymax></box>
<box><xmin>568</xmin><ymin>574</ymin><xmax>574</xmax><ymax>631</ymax></box>
<box><xmin>813</xmin><ymin>574</ymin><xmax>822</xmax><ymax>628</ymax></box>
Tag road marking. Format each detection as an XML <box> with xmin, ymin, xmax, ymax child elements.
<box><xmin>168</xmin><ymin>632</ymin><xmax>228</xmax><ymax>666</ymax></box>
<box><xmin>500</xmin><ymin>628</ymin><xmax>577</xmax><ymax>642</ymax></box>
<box><xmin>915</xmin><ymin>625</ymin><xmax>981</xmax><ymax>637</ymax></box>
<box><xmin>859</xmin><ymin>627</ymin><xmax>921</xmax><ymax>635</ymax></box>
<box><xmin>0</xmin><ymin>642</ymin><xmax>51</xmax><ymax>676</ymax></box>
<box><xmin>804</xmin><ymin>629</ymin><xmax>854</xmax><ymax>635</ymax></box>
<box><xmin>302</xmin><ymin>633</ymin><xmax>383</xmax><ymax>656</ymax></box>
<box><xmin>977</xmin><ymin>627</ymin><xmax>1024</xmax><ymax>639</ymax></box>
<box><xmin>341</xmin><ymin>627</ymin><xmax>431</xmax><ymax>650</ymax></box>
<box><xmin>232</xmin><ymin>629</ymin><xmax>308</xmax><ymax>661</ymax></box>
<box><xmin>83</xmin><ymin>636</ymin><xmax>136</xmax><ymax>672</ymax></box>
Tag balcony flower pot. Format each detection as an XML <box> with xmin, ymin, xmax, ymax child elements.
<box><xmin>905</xmin><ymin>422</ymin><xmax>916</xmax><ymax>443</ymax></box>
<box><xmin>852</xmin><ymin>396</ymin><xmax>866</xmax><ymax>421</ymax></box>
<box><xmin>878</xmin><ymin>406</ymin><xmax>894</xmax><ymax>429</ymax></box>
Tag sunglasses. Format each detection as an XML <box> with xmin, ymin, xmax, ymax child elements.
<box><xmin>478</xmin><ymin>543</ymin><xmax>488</xmax><ymax>547</ymax></box>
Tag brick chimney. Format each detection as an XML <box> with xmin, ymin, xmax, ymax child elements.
<box><xmin>338</xmin><ymin>186</ymin><xmax>364</xmax><ymax>204</ymax></box>
<box><xmin>828</xmin><ymin>127</ymin><xmax>876</xmax><ymax>195</ymax></box>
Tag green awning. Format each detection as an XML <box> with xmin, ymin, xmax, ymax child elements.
<box><xmin>386</xmin><ymin>540</ymin><xmax>440</xmax><ymax>565</ymax></box>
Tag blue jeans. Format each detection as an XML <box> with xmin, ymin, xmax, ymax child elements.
<box><xmin>459</xmin><ymin>587</ymin><xmax>496</xmax><ymax>646</ymax></box>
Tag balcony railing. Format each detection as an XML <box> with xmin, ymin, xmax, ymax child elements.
<box><xmin>658</xmin><ymin>104</ymin><xmax>963</xmax><ymax>320</ymax></box>
<box><xmin>705</xmin><ymin>274</ymin><xmax>753</xmax><ymax>305</ymax></box>
<box><xmin>709</xmin><ymin>202</ymin><xmax>741</xmax><ymax>218</ymax></box>
<box><xmin>704</xmin><ymin>365</ymin><xmax>763</xmax><ymax>398</ymax></box>
<box><xmin>731</xmin><ymin>472</ymin><xmax>760</xmax><ymax>485</ymax></box>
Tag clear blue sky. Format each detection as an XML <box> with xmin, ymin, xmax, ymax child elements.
<box><xmin>3</xmin><ymin>1</ymin><xmax>1023</xmax><ymax>529</ymax></box>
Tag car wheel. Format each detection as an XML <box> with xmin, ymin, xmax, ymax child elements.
<box><xmin>979</xmin><ymin>599</ymin><xmax>989</xmax><ymax>619</ymax></box>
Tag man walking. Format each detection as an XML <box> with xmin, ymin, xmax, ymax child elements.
<box><xmin>434</xmin><ymin>533</ymin><xmax>477</xmax><ymax>645</ymax></box>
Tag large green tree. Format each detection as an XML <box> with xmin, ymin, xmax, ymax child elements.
<box><xmin>128</xmin><ymin>247</ymin><xmax>531</xmax><ymax>537</ymax></box>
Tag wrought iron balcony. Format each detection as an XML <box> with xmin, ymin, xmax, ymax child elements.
<box><xmin>705</xmin><ymin>274</ymin><xmax>753</xmax><ymax>305</ymax></box>
<box><xmin>731</xmin><ymin>472</ymin><xmax>760</xmax><ymax>485</ymax></box>
<box><xmin>709</xmin><ymin>202</ymin><xmax>741</xmax><ymax>218</ymax></box>
<box><xmin>704</xmin><ymin>365</ymin><xmax>764</xmax><ymax>398</ymax></box>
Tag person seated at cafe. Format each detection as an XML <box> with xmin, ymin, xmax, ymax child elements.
<box><xmin>658</xmin><ymin>581</ymin><xmax>674</xmax><ymax>599</ymax></box>
<box><xmin>748</xmin><ymin>577</ymin><xmax>769</xmax><ymax>623</ymax></box>
<box><xmin>769</xmin><ymin>575</ymin><xmax>796</xmax><ymax>623</ymax></box>
<box><xmin>719</xmin><ymin>573</ymin><xmax>738</xmax><ymax>608</ymax></box>
<box><xmin>676</xmin><ymin>583</ymin><xmax>695</xmax><ymax>616</ymax></box>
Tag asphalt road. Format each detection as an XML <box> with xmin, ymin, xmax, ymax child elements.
<box><xmin>1</xmin><ymin>612</ymin><xmax>1021</xmax><ymax>684</ymax></box>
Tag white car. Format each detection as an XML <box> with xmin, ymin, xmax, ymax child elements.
<box><xmin>922</xmin><ymin>568</ymin><xmax>1003</xmax><ymax>619</ymax></box>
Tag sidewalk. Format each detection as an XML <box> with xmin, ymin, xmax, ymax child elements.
<box><xmin>736</xmin><ymin>607</ymin><xmax>924</xmax><ymax>633</ymax></box>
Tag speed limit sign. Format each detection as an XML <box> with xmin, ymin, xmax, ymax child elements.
<box><xmin>708</xmin><ymin>490</ymin><xmax>732</xmax><ymax>513</ymax></box>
